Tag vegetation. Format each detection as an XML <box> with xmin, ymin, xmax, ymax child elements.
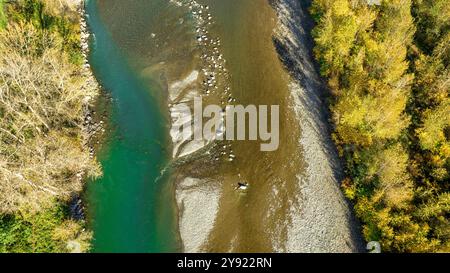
<box><xmin>0</xmin><ymin>1</ymin><xmax>6</xmax><ymax>29</ymax></box>
<box><xmin>0</xmin><ymin>202</ymin><xmax>91</xmax><ymax>253</ymax></box>
<box><xmin>0</xmin><ymin>0</ymin><xmax>99</xmax><ymax>252</ymax></box>
<box><xmin>311</xmin><ymin>0</ymin><xmax>449</xmax><ymax>252</ymax></box>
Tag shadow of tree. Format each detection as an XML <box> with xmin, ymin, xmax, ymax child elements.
<box><xmin>270</xmin><ymin>0</ymin><xmax>366</xmax><ymax>252</ymax></box>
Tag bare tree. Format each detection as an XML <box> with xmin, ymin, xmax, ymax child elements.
<box><xmin>0</xmin><ymin>21</ymin><xmax>100</xmax><ymax>213</ymax></box>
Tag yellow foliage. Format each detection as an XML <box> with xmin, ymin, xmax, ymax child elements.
<box><xmin>417</xmin><ymin>99</ymin><xmax>450</xmax><ymax>153</ymax></box>
<box><xmin>53</xmin><ymin>219</ymin><xmax>92</xmax><ymax>253</ymax></box>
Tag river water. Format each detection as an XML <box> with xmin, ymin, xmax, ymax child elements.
<box><xmin>85</xmin><ymin>0</ymin><xmax>179</xmax><ymax>252</ymax></box>
<box><xmin>85</xmin><ymin>0</ymin><xmax>361</xmax><ymax>253</ymax></box>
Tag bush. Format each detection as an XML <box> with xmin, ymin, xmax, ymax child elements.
<box><xmin>0</xmin><ymin>202</ymin><xmax>91</xmax><ymax>253</ymax></box>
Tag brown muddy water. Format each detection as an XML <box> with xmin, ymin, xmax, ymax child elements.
<box><xmin>193</xmin><ymin>0</ymin><xmax>304</xmax><ymax>252</ymax></box>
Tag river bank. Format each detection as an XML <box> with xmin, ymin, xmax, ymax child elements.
<box><xmin>62</xmin><ymin>0</ymin><xmax>104</xmax><ymax>224</ymax></box>
<box><xmin>272</xmin><ymin>0</ymin><xmax>364</xmax><ymax>252</ymax></box>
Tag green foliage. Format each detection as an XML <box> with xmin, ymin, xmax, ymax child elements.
<box><xmin>0</xmin><ymin>202</ymin><xmax>91</xmax><ymax>253</ymax></box>
<box><xmin>6</xmin><ymin>0</ymin><xmax>83</xmax><ymax>64</ymax></box>
<box><xmin>417</xmin><ymin>100</ymin><xmax>450</xmax><ymax>152</ymax></box>
<box><xmin>412</xmin><ymin>0</ymin><xmax>450</xmax><ymax>53</ymax></box>
<box><xmin>0</xmin><ymin>0</ymin><xmax>6</xmax><ymax>29</ymax></box>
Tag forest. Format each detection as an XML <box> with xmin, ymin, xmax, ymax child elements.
<box><xmin>311</xmin><ymin>0</ymin><xmax>449</xmax><ymax>252</ymax></box>
<box><xmin>0</xmin><ymin>0</ymin><xmax>99</xmax><ymax>252</ymax></box>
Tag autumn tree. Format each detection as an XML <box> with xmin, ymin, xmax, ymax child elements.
<box><xmin>311</xmin><ymin>0</ymin><xmax>449</xmax><ymax>252</ymax></box>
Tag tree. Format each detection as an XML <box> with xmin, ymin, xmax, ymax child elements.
<box><xmin>311</xmin><ymin>0</ymin><xmax>450</xmax><ymax>252</ymax></box>
<box><xmin>0</xmin><ymin>4</ymin><xmax>100</xmax><ymax>214</ymax></box>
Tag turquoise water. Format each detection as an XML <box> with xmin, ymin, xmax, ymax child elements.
<box><xmin>85</xmin><ymin>0</ymin><xmax>178</xmax><ymax>253</ymax></box>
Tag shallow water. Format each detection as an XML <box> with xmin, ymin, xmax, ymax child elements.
<box><xmin>189</xmin><ymin>0</ymin><xmax>304</xmax><ymax>252</ymax></box>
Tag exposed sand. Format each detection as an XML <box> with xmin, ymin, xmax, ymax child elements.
<box><xmin>169</xmin><ymin>70</ymin><xmax>199</xmax><ymax>101</ymax></box>
<box><xmin>176</xmin><ymin>177</ymin><xmax>222</xmax><ymax>252</ymax></box>
<box><xmin>169</xmin><ymin>0</ymin><xmax>228</xmax><ymax>252</ymax></box>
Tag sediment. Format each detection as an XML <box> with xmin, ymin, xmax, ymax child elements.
<box><xmin>272</xmin><ymin>0</ymin><xmax>364</xmax><ymax>252</ymax></box>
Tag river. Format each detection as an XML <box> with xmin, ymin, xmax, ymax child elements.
<box><xmin>84</xmin><ymin>0</ymin><xmax>178</xmax><ymax>253</ymax></box>
<box><xmin>85</xmin><ymin>0</ymin><xmax>363</xmax><ymax>253</ymax></box>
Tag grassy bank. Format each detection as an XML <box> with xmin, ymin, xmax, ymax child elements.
<box><xmin>0</xmin><ymin>0</ymin><xmax>99</xmax><ymax>253</ymax></box>
<box><xmin>0</xmin><ymin>202</ymin><xmax>91</xmax><ymax>253</ymax></box>
<box><xmin>311</xmin><ymin>0</ymin><xmax>449</xmax><ymax>252</ymax></box>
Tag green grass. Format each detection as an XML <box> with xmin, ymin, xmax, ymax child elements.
<box><xmin>0</xmin><ymin>203</ymin><xmax>67</xmax><ymax>253</ymax></box>
<box><xmin>0</xmin><ymin>201</ymin><xmax>92</xmax><ymax>253</ymax></box>
<box><xmin>0</xmin><ymin>0</ymin><xmax>6</xmax><ymax>29</ymax></box>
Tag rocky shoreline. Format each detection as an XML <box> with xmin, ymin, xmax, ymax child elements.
<box><xmin>70</xmin><ymin>0</ymin><xmax>104</xmax><ymax>221</ymax></box>
<box><xmin>272</xmin><ymin>0</ymin><xmax>364</xmax><ymax>252</ymax></box>
<box><xmin>78</xmin><ymin>1</ymin><xmax>104</xmax><ymax>153</ymax></box>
